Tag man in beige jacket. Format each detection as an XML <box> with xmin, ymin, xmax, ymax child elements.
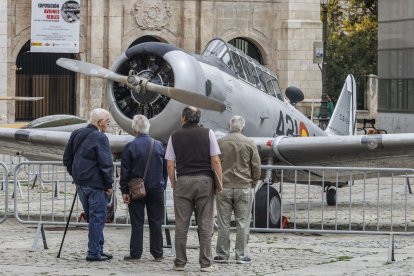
<box><xmin>214</xmin><ymin>115</ymin><xmax>261</xmax><ymax>264</ymax></box>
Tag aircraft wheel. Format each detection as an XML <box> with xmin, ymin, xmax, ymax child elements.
<box><xmin>326</xmin><ymin>188</ymin><xmax>336</xmax><ymax>206</ymax></box>
<box><xmin>253</xmin><ymin>185</ymin><xmax>281</xmax><ymax>228</ymax></box>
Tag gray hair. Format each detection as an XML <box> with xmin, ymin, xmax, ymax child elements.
<box><xmin>229</xmin><ymin>115</ymin><xmax>245</xmax><ymax>132</ymax></box>
<box><xmin>132</xmin><ymin>114</ymin><xmax>150</xmax><ymax>134</ymax></box>
<box><xmin>89</xmin><ymin>108</ymin><xmax>110</xmax><ymax>125</ymax></box>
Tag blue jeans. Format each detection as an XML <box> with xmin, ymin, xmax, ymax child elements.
<box><xmin>76</xmin><ymin>185</ymin><xmax>107</xmax><ymax>257</ymax></box>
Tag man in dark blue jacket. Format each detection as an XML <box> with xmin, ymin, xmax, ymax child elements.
<box><xmin>63</xmin><ymin>108</ymin><xmax>114</xmax><ymax>262</ymax></box>
<box><xmin>120</xmin><ymin>114</ymin><xmax>167</xmax><ymax>262</ymax></box>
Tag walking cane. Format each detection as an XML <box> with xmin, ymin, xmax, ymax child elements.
<box><xmin>57</xmin><ymin>190</ymin><xmax>78</xmax><ymax>258</ymax></box>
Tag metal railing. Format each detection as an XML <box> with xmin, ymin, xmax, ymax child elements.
<box><xmin>0</xmin><ymin>162</ymin><xmax>9</xmax><ymax>223</ymax></box>
<box><xmin>12</xmin><ymin>161</ymin><xmax>175</xmax><ymax>229</ymax></box>
<box><xmin>10</xmin><ymin>161</ymin><xmax>414</xmax><ymax>260</ymax></box>
<box><xmin>251</xmin><ymin>165</ymin><xmax>413</xmax><ymax>236</ymax></box>
<box><xmin>13</xmin><ymin>162</ymin><xmax>414</xmax><ymax>232</ymax></box>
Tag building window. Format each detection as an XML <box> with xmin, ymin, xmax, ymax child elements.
<box><xmin>378</xmin><ymin>78</ymin><xmax>414</xmax><ymax>112</ymax></box>
<box><xmin>378</xmin><ymin>48</ymin><xmax>414</xmax><ymax>112</ymax></box>
<box><xmin>228</xmin><ymin>37</ymin><xmax>263</xmax><ymax>65</ymax></box>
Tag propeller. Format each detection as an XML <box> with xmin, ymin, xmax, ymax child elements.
<box><xmin>56</xmin><ymin>58</ymin><xmax>226</xmax><ymax>112</ymax></box>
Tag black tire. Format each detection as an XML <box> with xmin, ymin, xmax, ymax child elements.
<box><xmin>253</xmin><ymin>185</ymin><xmax>281</xmax><ymax>228</ymax></box>
<box><xmin>326</xmin><ymin>188</ymin><xmax>336</xmax><ymax>206</ymax></box>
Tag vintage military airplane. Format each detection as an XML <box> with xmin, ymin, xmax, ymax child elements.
<box><xmin>1</xmin><ymin>38</ymin><xmax>414</xmax><ymax>227</ymax></box>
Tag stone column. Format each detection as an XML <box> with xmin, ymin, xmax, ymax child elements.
<box><xmin>366</xmin><ymin>74</ymin><xmax>378</xmax><ymax>119</ymax></box>
<box><xmin>276</xmin><ymin>0</ymin><xmax>321</xmax><ymax>114</ymax></box>
<box><xmin>182</xmin><ymin>0</ymin><xmax>197</xmax><ymax>52</ymax></box>
<box><xmin>0</xmin><ymin>1</ymin><xmax>7</xmax><ymax>123</ymax></box>
<box><xmin>108</xmin><ymin>0</ymin><xmax>122</xmax><ymax>64</ymax></box>
<box><xmin>82</xmin><ymin>0</ymin><xmax>107</xmax><ymax>118</ymax></box>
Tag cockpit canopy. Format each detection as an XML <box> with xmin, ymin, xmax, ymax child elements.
<box><xmin>202</xmin><ymin>39</ymin><xmax>284</xmax><ymax>101</ymax></box>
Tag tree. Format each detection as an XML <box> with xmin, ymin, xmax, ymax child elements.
<box><xmin>325</xmin><ymin>0</ymin><xmax>377</xmax><ymax>109</ymax></box>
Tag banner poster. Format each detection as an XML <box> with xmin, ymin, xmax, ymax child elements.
<box><xmin>30</xmin><ymin>0</ymin><xmax>80</xmax><ymax>53</ymax></box>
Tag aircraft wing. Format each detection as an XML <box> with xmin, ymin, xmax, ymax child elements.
<box><xmin>0</xmin><ymin>128</ymin><xmax>134</xmax><ymax>161</ymax></box>
<box><xmin>253</xmin><ymin>133</ymin><xmax>414</xmax><ymax>168</ymax></box>
<box><xmin>250</xmin><ymin>133</ymin><xmax>414</xmax><ymax>185</ymax></box>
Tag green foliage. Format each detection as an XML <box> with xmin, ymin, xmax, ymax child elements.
<box><xmin>325</xmin><ymin>0</ymin><xmax>377</xmax><ymax>109</ymax></box>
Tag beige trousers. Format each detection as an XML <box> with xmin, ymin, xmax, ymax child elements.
<box><xmin>215</xmin><ymin>187</ymin><xmax>254</xmax><ymax>260</ymax></box>
<box><xmin>173</xmin><ymin>175</ymin><xmax>215</xmax><ymax>268</ymax></box>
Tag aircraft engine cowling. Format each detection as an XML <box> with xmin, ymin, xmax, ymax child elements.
<box><xmin>106</xmin><ymin>42</ymin><xmax>208</xmax><ymax>142</ymax></box>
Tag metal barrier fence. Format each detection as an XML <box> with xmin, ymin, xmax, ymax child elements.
<box><xmin>11</xmin><ymin>161</ymin><xmax>414</xmax><ymax>260</ymax></box>
<box><xmin>0</xmin><ymin>162</ymin><xmax>9</xmax><ymax>223</ymax></box>
<box><xmin>252</xmin><ymin>165</ymin><xmax>414</xmax><ymax>236</ymax></box>
<box><xmin>13</xmin><ymin>162</ymin><xmax>414</xmax><ymax>232</ymax></box>
<box><xmin>12</xmin><ymin>161</ymin><xmax>174</xmax><ymax>229</ymax></box>
<box><xmin>250</xmin><ymin>165</ymin><xmax>414</xmax><ymax>262</ymax></box>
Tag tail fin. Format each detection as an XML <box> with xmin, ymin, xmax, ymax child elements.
<box><xmin>325</xmin><ymin>74</ymin><xmax>357</xmax><ymax>136</ymax></box>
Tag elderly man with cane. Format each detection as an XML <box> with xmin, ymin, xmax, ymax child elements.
<box><xmin>62</xmin><ymin>108</ymin><xmax>114</xmax><ymax>261</ymax></box>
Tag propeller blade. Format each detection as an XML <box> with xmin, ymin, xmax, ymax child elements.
<box><xmin>0</xmin><ymin>96</ymin><xmax>44</xmax><ymax>101</ymax></box>
<box><xmin>57</xmin><ymin>58</ymin><xmax>226</xmax><ymax>112</ymax></box>
<box><xmin>146</xmin><ymin>82</ymin><xmax>226</xmax><ymax>112</ymax></box>
<box><xmin>56</xmin><ymin>58</ymin><xmax>129</xmax><ymax>84</ymax></box>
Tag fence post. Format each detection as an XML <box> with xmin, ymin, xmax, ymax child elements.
<box><xmin>31</xmin><ymin>222</ymin><xmax>48</xmax><ymax>251</ymax></box>
<box><xmin>387</xmin><ymin>234</ymin><xmax>395</xmax><ymax>263</ymax></box>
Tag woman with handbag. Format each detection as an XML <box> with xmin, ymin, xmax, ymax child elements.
<box><xmin>119</xmin><ymin>115</ymin><xmax>167</xmax><ymax>261</ymax></box>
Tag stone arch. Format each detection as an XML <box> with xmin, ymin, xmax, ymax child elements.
<box><xmin>128</xmin><ymin>35</ymin><xmax>163</xmax><ymax>48</ymax></box>
<box><xmin>121</xmin><ymin>29</ymin><xmax>177</xmax><ymax>52</ymax></box>
<box><xmin>220</xmin><ymin>30</ymin><xmax>272</xmax><ymax>67</ymax></box>
<box><xmin>228</xmin><ymin>37</ymin><xmax>264</xmax><ymax>64</ymax></box>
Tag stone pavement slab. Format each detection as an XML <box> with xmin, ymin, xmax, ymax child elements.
<box><xmin>1</xmin><ymin>218</ymin><xmax>414</xmax><ymax>275</ymax></box>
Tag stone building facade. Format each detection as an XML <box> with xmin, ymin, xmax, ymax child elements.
<box><xmin>2</xmin><ymin>0</ymin><xmax>323</xmax><ymax>122</ymax></box>
<box><xmin>377</xmin><ymin>0</ymin><xmax>414</xmax><ymax>133</ymax></box>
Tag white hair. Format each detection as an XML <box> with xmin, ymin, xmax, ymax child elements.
<box><xmin>229</xmin><ymin>115</ymin><xmax>245</xmax><ymax>132</ymax></box>
<box><xmin>89</xmin><ymin>108</ymin><xmax>110</xmax><ymax>125</ymax></box>
<box><xmin>132</xmin><ymin>115</ymin><xmax>150</xmax><ymax>134</ymax></box>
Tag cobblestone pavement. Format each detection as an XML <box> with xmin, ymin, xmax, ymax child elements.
<box><xmin>1</xmin><ymin>218</ymin><xmax>414</xmax><ymax>276</ymax></box>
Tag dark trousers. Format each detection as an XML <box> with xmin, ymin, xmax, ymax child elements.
<box><xmin>128</xmin><ymin>191</ymin><xmax>165</xmax><ymax>258</ymax></box>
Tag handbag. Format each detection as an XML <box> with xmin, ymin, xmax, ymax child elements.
<box><xmin>128</xmin><ymin>139</ymin><xmax>154</xmax><ymax>200</ymax></box>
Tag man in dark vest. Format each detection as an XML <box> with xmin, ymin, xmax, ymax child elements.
<box><xmin>165</xmin><ymin>106</ymin><xmax>222</xmax><ymax>273</ymax></box>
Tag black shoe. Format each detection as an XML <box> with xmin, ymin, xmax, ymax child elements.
<box><xmin>154</xmin><ymin>256</ymin><xmax>164</xmax><ymax>262</ymax></box>
<box><xmin>236</xmin><ymin>256</ymin><xmax>251</xmax><ymax>264</ymax></box>
<box><xmin>213</xmin><ymin>255</ymin><xmax>229</xmax><ymax>263</ymax></box>
<box><xmin>101</xmin><ymin>252</ymin><xmax>113</xmax><ymax>260</ymax></box>
<box><xmin>86</xmin><ymin>255</ymin><xmax>109</xmax><ymax>262</ymax></box>
<box><xmin>124</xmin><ymin>255</ymin><xmax>140</xmax><ymax>261</ymax></box>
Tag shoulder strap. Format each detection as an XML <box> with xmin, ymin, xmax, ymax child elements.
<box><xmin>143</xmin><ymin>138</ymin><xmax>155</xmax><ymax>180</ymax></box>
